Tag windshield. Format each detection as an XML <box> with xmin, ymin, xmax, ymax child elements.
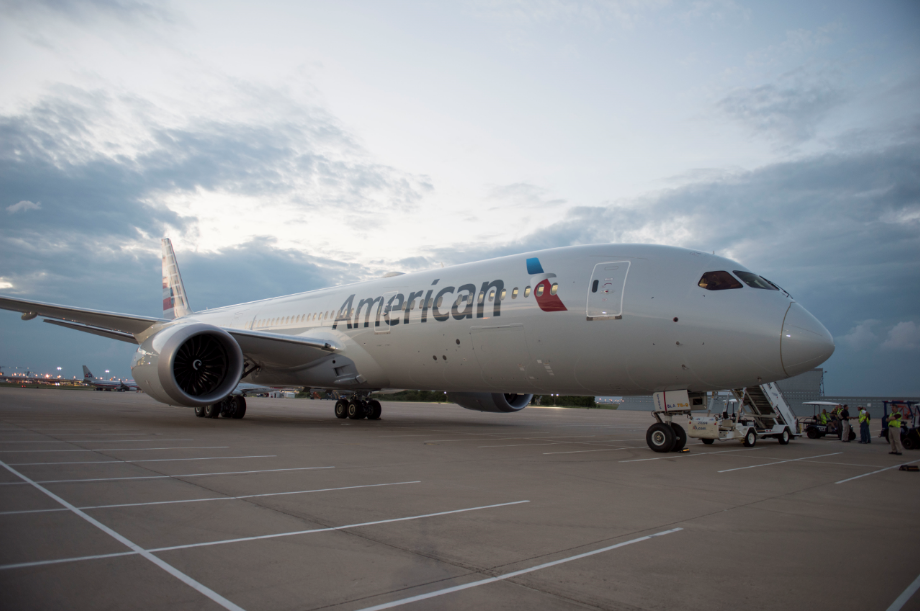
<box><xmin>698</xmin><ymin>271</ymin><xmax>743</xmax><ymax>291</ymax></box>
<box><xmin>733</xmin><ymin>270</ymin><xmax>778</xmax><ymax>290</ymax></box>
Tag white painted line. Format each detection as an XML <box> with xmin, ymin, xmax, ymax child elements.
<box><xmin>0</xmin><ymin>446</ymin><xmax>227</xmax><ymax>453</ymax></box>
<box><xmin>0</xmin><ymin>465</ymin><xmax>335</xmax><ymax>485</ymax></box>
<box><xmin>0</xmin><ymin>481</ymin><xmax>421</xmax><ymax>515</ymax></box>
<box><xmin>621</xmin><ymin>447</ymin><xmax>764</xmax><ymax>463</ymax></box>
<box><xmin>718</xmin><ymin>452</ymin><xmax>842</xmax><ymax>473</ymax></box>
<box><xmin>0</xmin><ymin>551</ymin><xmax>137</xmax><ymax>570</ymax></box>
<box><xmin>480</xmin><ymin>443</ymin><xmax>561</xmax><ymax>448</ymax></box>
<box><xmin>0</xmin><ymin>460</ymin><xmax>247</xmax><ymax>611</ymax></box>
<box><xmin>544</xmin><ymin>447</ymin><xmax>634</xmax><ymax>455</ymax></box>
<box><xmin>149</xmin><ymin>500</ymin><xmax>530</xmax><ymax>553</ymax></box>
<box><xmin>887</xmin><ymin>572</ymin><xmax>920</xmax><ymax>611</ymax></box>
<box><xmin>835</xmin><ymin>459</ymin><xmax>920</xmax><ymax>484</ymax></box>
<box><xmin>356</xmin><ymin>527</ymin><xmax>683</xmax><ymax>610</ymax></box>
<box><xmin>0</xmin><ymin>439</ymin><xmax>194</xmax><ymax>444</ymax></box>
<box><xmin>0</xmin><ymin>500</ymin><xmax>529</xmax><ymax>570</ymax></box>
<box><xmin>10</xmin><ymin>455</ymin><xmax>276</xmax><ymax>466</ymax></box>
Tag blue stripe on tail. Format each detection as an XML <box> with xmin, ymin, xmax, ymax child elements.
<box><xmin>526</xmin><ymin>257</ymin><xmax>544</xmax><ymax>275</ymax></box>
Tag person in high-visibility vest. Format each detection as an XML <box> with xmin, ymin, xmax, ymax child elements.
<box><xmin>819</xmin><ymin>409</ymin><xmax>828</xmax><ymax>425</ymax></box>
<box><xmin>858</xmin><ymin>406</ymin><xmax>871</xmax><ymax>444</ymax></box>
<box><xmin>888</xmin><ymin>411</ymin><xmax>903</xmax><ymax>455</ymax></box>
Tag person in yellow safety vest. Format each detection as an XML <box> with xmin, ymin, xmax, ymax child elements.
<box><xmin>888</xmin><ymin>410</ymin><xmax>903</xmax><ymax>455</ymax></box>
<box><xmin>819</xmin><ymin>409</ymin><xmax>829</xmax><ymax>425</ymax></box>
<box><xmin>858</xmin><ymin>406</ymin><xmax>871</xmax><ymax>444</ymax></box>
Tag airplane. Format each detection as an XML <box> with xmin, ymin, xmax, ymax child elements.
<box><xmin>0</xmin><ymin>238</ymin><xmax>835</xmax><ymax>443</ymax></box>
<box><xmin>82</xmin><ymin>365</ymin><xmax>139</xmax><ymax>392</ymax></box>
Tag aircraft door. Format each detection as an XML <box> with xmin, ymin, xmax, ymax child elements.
<box><xmin>586</xmin><ymin>262</ymin><xmax>630</xmax><ymax>321</ymax></box>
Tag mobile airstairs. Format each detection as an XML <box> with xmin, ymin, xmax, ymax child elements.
<box><xmin>645</xmin><ymin>383</ymin><xmax>799</xmax><ymax>453</ymax></box>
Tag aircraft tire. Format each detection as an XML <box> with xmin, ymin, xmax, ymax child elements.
<box><xmin>646</xmin><ymin>423</ymin><xmax>675</xmax><ymax>453</ymax></box>
<box><xmin>231</xmin><ymin>396</ymin><xmax>247</xmax><ymax>419</ymax></box>
<box><xmin>670</xmin><ymin>423</ymin><xmax>687</xmax><ymax>452</ymax></box>
<box><xmin>194</xmin><ymin>405</ymin><xmax>206</xmax><ymax>418</ymax></box>
<box><xmin>743</xmin><ymin>428</ymin><xmax>757</xmax><ymax>447</ymax></box>
<box><xmin>204</xmin><ymin>402</ymin><xmax>222</xmax><ymax>419</ymax></box>
<box><xmin>334</xmin><ymin>400</ymin><xmax>349</xmax><ymax>419</ymax></box>
<box><xmin>367</xmin><ymin>400</ymin><xmax>382</xmax><ymax>420</ymax></box>
<box><xmin>701</xmin><ymin>438</ymin><xmax>715</xmax><ymax>445</ymax></box>
<box><xmin>347</xmin><ymin>401</ymin><xmax>364</xmax><ymax>420</ymax></box>
<box><xmin>778</xmin><ymin>428</ymin><xmax>791</xmax><ymax>445</ymax></box>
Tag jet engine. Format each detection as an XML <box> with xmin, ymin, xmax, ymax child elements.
<box><xmin>131</xmin><ymin>323</ymin><xmax>244</xmax><ymax>407</ymax></box>
<box><xmin>447</xmin><ymin>392</ymin><xmax>532</xmax><ymax>413</ymax></box>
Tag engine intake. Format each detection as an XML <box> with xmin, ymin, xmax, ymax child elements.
<box><xmin>132</xmin><ymin>323</ymin><xmax>244</xmax><ymax>407</ymax></box>
<box><xmin>447</xmin><ymin>392</ymin><xmax>532</xmax><ymax>413</ymax></box>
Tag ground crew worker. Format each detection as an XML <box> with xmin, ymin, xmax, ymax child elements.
<box><xmin>888</xmin><ymin>410</ymin><xmax>903</xmax><ymax>455</ymax></box>
<box><xmin>819</xmin><ymin>409</ymin><xmax>828</xmax><ymax>425</ymax></box>
<box><xmin>858</xmin><ymin>406</ymin><xmax>871</xmax><ymax>444</ymax></box>
<box><xmin>840</xmin><ymin>405</ymin><xmax>851</xmax><ymax>442</ymax></box>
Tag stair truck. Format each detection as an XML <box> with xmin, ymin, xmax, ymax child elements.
<box><xmin>645</xmin><ymin>383</ymin><xmax>799</xmax><ymax>453</ymax></box>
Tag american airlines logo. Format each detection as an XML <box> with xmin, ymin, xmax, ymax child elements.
<box><xmin>333</xmin><ymin>257</ymin><xmax>566</xmax><ymax>330</ymax></box>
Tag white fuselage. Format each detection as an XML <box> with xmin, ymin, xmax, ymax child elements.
<box><xmin>148</xmin><ymin>244</ymin><xmax>833</xmax><ymax>396</ymax></box>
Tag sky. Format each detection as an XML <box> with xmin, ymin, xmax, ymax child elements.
<box><xmin>0</xmin><ymin>0</ymin><xmax>918</xmax><ymax>395</ymax></box>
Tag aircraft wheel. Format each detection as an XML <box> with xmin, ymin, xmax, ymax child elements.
<box><xmin>231</xmin><ymin>396</ymin><xmax>247</xmax><ymax>419</ymax></box>
<box><xmin>670</xmin><ymin>423</ymin><xmax>687</xmax><ymax>452</ymax></box>
<box><xmin>334</xmin><ymin>400</ymin><xmax>349</xmax><ymax>419</ymax></box>
<box><xmin>743</xmin><ymin>428</ymin><xmax>757</xmax><ymax>447</ymax></box>
<box><xmin>194</xmin><ymin>405</ymin><xmax>206</xmax><ymax>418</ymax></box>
<box><xmin>367</xmin><ymin>400</ymin><xmax>382</xmax><ymax>420</ymax></box>
<box><xmin>347</xmin><ymin>401</ymin><xmax>365</xmax><ymax>420</ymax></box>
<box><xmin>701</xmin><ymin>438</ymin><xmax>714</xmax><ymax>445</ymax></box>
<box><xmin>778</xmin><ymin>428</ymin><xmax>791</xmax><ymax>445</ymax></box>
<box><xmin>204</xmin><ymin>403</ymin><xmax>221</xmax><ymax>419</ymax></box>
<box><xmin>646</xmin><ymin>423</ymin><xmax>675</xmax><ymax>453</ymax></box>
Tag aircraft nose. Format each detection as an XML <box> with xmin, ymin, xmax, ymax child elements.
<box><xmin>781</xmin><ymin>303</ymin><xmax>835</xmax><ymax>376</ymax></box>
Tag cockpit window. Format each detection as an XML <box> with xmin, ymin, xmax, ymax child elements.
<box><xmin>733</xmin><ymin>270</ymin><xmax>778</xmax><ymax>290</ymax></box>
<box><xmin>698</xmin><ymin>271</ymin><xmax>743</xmax><ymax>291</ymax></box>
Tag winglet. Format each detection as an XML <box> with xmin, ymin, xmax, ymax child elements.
<box><xmin>161</xmin><ymin>238</ymin><xmax>191</xmax><ymax>319</ymax></box>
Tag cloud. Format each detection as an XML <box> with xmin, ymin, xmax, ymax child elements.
<box><xmin>486</xmin><ymin>182</ymin><xmax>567</xmax><ymax>209</ymax></box>
<box><xmin>838</xmin><ymin>320</ymin><xmax>879</xmax><ymax>351</ymax></box>
<box><xmin>881</xmin><ymin>321</ymin><xmax>920</xmax><ymax>351</ymax></box>
<box><xmin>6</xmin><ymin>200</ymin><xmax>40</xmax><ymax>213</ymax></box>
<box><xmin>716</xmin><ymin>69</ymin><xmax>845</xmax><ymax>144</ymax></box>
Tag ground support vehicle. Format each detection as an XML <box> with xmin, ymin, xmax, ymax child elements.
<box><xmin>800</xmin><ymin>401</ymin><xmax>856</xmax><ymax>441</ymax></box>
<box><xmin>881</xmin><ymin>400</ymin><xmax>919</xmax><ymax>450</ymax></box>
<box><xmin>645</xmin><ymin>383</ymin><xmax>798</xmax><ymax>453</ymax></box>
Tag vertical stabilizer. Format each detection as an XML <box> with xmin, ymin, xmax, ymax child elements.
<box><xmin>161</xmin><ymin>238</ymin><xmax>191</xmax><ymax>319</ymax></box>
<box><xmin>82</xmin><ymin>365</ymin><xmax>93</xmax><ymax>380</ymax></box>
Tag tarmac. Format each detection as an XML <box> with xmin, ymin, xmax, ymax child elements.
<box><xmin>0</xmin><ymin>387</ymin><xmax>918</xmax><ymax>611</ymax></box>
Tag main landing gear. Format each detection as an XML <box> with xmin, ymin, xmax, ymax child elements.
<box><xmin>195</xmin><ymin>395</ymin><xmax>247</xmax><ymax>420</ymax></box>
<box><xmin>334</xmin><ymin>397</ymin><xmax>382</xmax><ymax>421</ymax></box>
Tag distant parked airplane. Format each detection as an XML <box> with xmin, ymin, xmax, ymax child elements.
<box><xmin>82</xmin><ymin>366</ymin><xmax>138</xmax><ymax>392</ymax></box>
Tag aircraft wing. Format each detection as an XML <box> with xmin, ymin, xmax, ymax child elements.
<box><xmin>0</xmin><ymin>294</ymin><xmax>165</xmax><ymax>336</ymax></box>
<box><xmin>227</xmin><ymin>329</ymin><xmax>337</xmax><ymax>370</ymax></box>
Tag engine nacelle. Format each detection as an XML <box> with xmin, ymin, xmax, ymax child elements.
<box><xmin>447</xmin><ymin>392</ymin><xmax>532</xmax><ymax>413</ymax></box>
<box><xmin>131</xmin><ymin>323</ymin><xmax>244</xmax><ymax>407</ymax></box>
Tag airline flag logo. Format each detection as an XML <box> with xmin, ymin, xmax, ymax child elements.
<box><xmin>526</xmin><ymin>257</ymin><xmax>567</xmax><ymax>312</ymax></box>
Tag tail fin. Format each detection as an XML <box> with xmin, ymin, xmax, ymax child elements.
<box><xmin>161</xmin><ymin>238</ymin><xmax>191</xmax><ymax>319</ymax></box>
<box><xmin>82</xmin><ymin>365</ymin><xmax>93</xmax><ymax>380</ymax></box>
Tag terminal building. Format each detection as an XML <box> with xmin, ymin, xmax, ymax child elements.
<box><xmin>603</xmin><ymin>369</ymin><xmax>919</xmax><ymax>419</ymax></box>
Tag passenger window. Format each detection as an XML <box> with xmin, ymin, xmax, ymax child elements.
<box><xmin>478</xmin><ymin>291</ymin><xmax>485</xmax><ymax>303</ymax></box>
<box><xmin>733</xmin><ymin>270</ymin><xmax>778</xmax><ymax>290</ymax></box>
<box><xmin>535</xmin><ymin>284</ymin><xmax>544</xmax><ymax>297</ymax></box>
<box><xmin>512</xmin><ymin>288</ymin><xmax>519</xmax><ymax>299</ymax></box>
<box><xmin>436</xmin><ymin>296</ymin><xmax>443</xmax><ymax>308</ymax></box>
<box><xmin>488</xmin><ymin>289</ymin><xmax>495</xmax><ymax>302</ymax></box>
<box><xmin>592</xmin><ymin>279</ymin><xmax>599</xmax><ymax>293</ymax></box>
<box><xmin>524</xmin><ymin>286</ymin><xmax>531</xmax><ymax>297</ymax></box>
<box><xmin>550</xmin><ymin>283</ymin><xmax>558</xmax><ymax>296</ymax></box>
<box><xmin>500</xmin><ymin>288</ymin><xmax>506</xmax><ymax>300</ymax></box>
<box><xmin>698</xmin><ymin>271</ymin><xmax>743</xmax><ymax>291</ymax></box>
